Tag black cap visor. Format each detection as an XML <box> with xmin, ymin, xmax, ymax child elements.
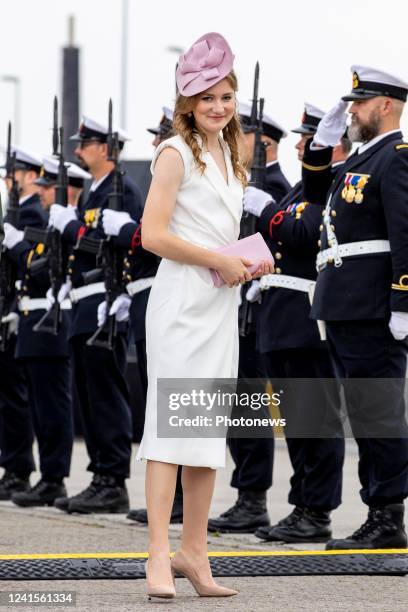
<box><xmin>34</xmin><ymin>176</ymin><xmax>56</xmax><ymax>187</ymax></box>
<box><xmin>291</xmin><ymin>125</ymin><xmax>317</xmax><ymax>135</ymax></box>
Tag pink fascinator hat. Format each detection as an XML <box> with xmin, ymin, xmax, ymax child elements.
<box><xmin>176</xmin><ymin>32</ymin><xmax>235</xmax><ymax>97</ymax></box>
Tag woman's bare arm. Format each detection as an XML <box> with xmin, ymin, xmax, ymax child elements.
<box><xmin>141</xmin><ymin>147</ymin><xmax>272</xmax><ymax>286</ymax></box>
<box><xmin>142</xmin><ymin>147</ymin><xmax>225</xmax><ymax>269</ymax></box>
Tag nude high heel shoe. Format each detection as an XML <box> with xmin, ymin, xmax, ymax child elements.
<box><xmin>145</xmin><ymin>559</ymin><xmax>176</xmax><ymax>602</ymax></box>
<box><xmin>171</xmin><ymin>550</ymin><xmax>238</xmax><ymax>597</ymax></box>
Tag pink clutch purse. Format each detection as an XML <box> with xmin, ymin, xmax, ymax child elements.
<box><xmin>209</xmin><ymin>232</ymin><xmax>274</xmax><ymax>288</ymax></box>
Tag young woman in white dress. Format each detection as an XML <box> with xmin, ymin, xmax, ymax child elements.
<box><xmin>138</xmin><ymin>32</ymin><xmax>273</xmax><ymax>600</ymax></box>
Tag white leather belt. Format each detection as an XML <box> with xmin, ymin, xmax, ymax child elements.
<box><xmin>260</xmin><ymin>274</ymin><xmax>315</xmax><ymax>293</ymax></box>
<box><xmin>126</xmin><ymin>277</ymin><xmax>155</xmax><ymax>297</ymax></box>
<box><xmin>19</xmin><ymin>297</ymin><xmax>71</xmax><ymax>311</ymax></box>
<box><xmin>69</xmin><ymin>282</ymin><xmax>105</xmax><ymax>303</ymax></box>
<box><xmin>317</xmin><ymin>239</ymin><xmax>390</xmax><ymax>270</ymax></box>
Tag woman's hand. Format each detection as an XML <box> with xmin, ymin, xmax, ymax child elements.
<box><xmin>216</xmin><ymin>256</ymin><xmax>253</xmax><ymax>288</ymax></box>
<box><xmin>251</xmin><ymin>259</ymin><xmax>274</xmax><ymax>280</ymax></box>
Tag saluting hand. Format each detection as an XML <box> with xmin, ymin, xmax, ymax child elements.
<box><xmin>313</xmin><ymin>100</ymin><xmax>348</xmax><ymax>148</ymax></box>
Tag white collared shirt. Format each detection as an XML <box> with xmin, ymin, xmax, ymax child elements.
<box><xmin>90</xmin><ymin>173</ymin><xmax>110</xmax><ymax>192</ymax></box>
<box><xmin>358</xmin><ymin>129</ymin><xmax>401</xmax><ymax>154</ymax></box>
<box><xmin>19</xmin><ymin>194</ymin><xmax>33</xmax><ymax>205</ymax></box>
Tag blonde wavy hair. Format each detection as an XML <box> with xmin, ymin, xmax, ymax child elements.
<box><xmin>173</xmin><ymin>71</ymin><xmax>247</xmax><ymax>186</ymax></box>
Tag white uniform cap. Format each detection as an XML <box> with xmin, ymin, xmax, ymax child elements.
<box><xmin>70</xmin><ymin>115</ymin><xmax>131</xmax><ymax>143</ymax></box>
<box><xmin>238</xmin><ymin>101</ymin><xmax>287</xmax><ymax>142</ymax></box>
<box><xmin>343</xmin><ymin>65</ymin><xmax>408</xmax><ymax>102</ymax></box>
<box><xmin>11</xmin><ymin>147</ymin><xmax>42</xmax><ymax>170</ymax></box>
<box><xmin>291</xmin><ymin>102</ymin><xmax>326</xmax><ymax>134</ymax></box>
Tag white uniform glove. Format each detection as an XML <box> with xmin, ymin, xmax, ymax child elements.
<box><xmin>1</xmin><ymin>312</ymin><xmax>19</xmax><ymax>334</ymax></box>
<box><xmin>97</xmin><ymin>294</ymin><xmax>132</xmax><ymax>327</ymax></box>
<box><xmin>46</xmin><ymin>287</ymin><xmax>55</xmax><ymax>310</ymax></box>
<box><xmin>313</xmin><ymin>100</ymin><xmax>348</xmax><ymax>147</ymax></box>
<box><xmin>243</xmin><ymin>186</ymin><xmax>274</xmax><ymax>218</ymax></box>
<box><xmin>109</xmin><ymin>294</ymin><xmax>132</xmax><ymax>322</ymax></box>
<box><xmin>246</xmin><ymin>280</ymin><xmax>262</xmax><ymax>303</ymax></box>
<box><xmin>3</xmin><ymin>223</ymin><xmax>24</xmax><ymax>250</ymax></box>
<box><xmin>49</xmin><ymin>204</ymin><xmax>77</xmax><ymax>233</ymax></box>
<box><xmin>57</xmin><ymin>279</ymin><xmax>72</xmax><ymax>304</ymax></box>
<box><xmin>102</xmin><ymin>210</ymin><xmax>132</xmax><ymax>236</ymax></box>
<box><xmin>97</xmin><ymin>301</ymin><xmax>108</xmax><ymax>327</ymax></box>
<box><xmin>389</xmin><ymin>311</ymin><xmax>408</xmax><ymax>340</ymax></box>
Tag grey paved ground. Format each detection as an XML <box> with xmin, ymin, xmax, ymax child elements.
<box><xmin>0</xmin><ymin>440</ymin><xmax>406</xmax><ymax>611</ymax></box>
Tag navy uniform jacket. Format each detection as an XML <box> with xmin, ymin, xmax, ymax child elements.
<box><xmin>115</xmin><ymin>221</ymin><xmax>159</xmax><ymax>341</ymax></box>
<box><xmin>240</xmin><ymin>163</ymin><xmax>292</xmax><ymax>335</ymax></box>
<box><xmin>302</xmin><ymin>131</ymin><xmax>408</xmax><ymax>321</ymax></box>
<box><xmin>6</xmin><ymin>195</ymin><xmax>70</xmax><ymax>357</ymax></box>
<box><xmin>62</xmin><ymin>171</ymin><xmax>143</xmax><ymax>338</ymax></box>
<box><xmin>264</xmin><ymin>161</ymin><xmax>292</xmax><ymax>203</ymax></box>
<box><xmin>256</xmin><ymin>178</ymin><xmax>327</xmax><ymax>353</ymax></box>
<box><xmin>0</xmin><ymin>204</ymin><xmax>4</xmax><ymax>249</ymax></box>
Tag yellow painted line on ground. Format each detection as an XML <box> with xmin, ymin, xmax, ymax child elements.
<box><xmin>0</xmin><ymin>549</ymin><xmax>406</xmax><ymax>561</ymax></box>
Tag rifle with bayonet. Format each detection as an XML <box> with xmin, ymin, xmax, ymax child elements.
<box><xmin>239</xmin><ymin>62</ymin><xmax>267</xmax><ymax>337</ymax></box>
<box><xmin>0</xmin><ymin>122</ymin><xmax>21</xmax><ymax>351</ymax></box>
<box><xmin>74</xmin><ymin>99</ymin><xmax>126</xmax><ymax>350</ymax></box>
<box><xmin>23</xmin><ymin>96</ymin><xmax>69</xmax><ymax>334</ymax></box>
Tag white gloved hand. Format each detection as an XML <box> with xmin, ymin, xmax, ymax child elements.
<box><xmin>389</xmin><ymin>311</ymin><xmax>408</xmax><ymax>340</ymax></box>
<box><xmin>109</xmin><ymin>294</ymin><xmax>132</xmax><ymax>322</ymax></box>
<box><xmin>102</xmin><ymin>210</ymin><xmax>132</xmax><ymax>236</ymax></box>
<box><xmin>46</xmin><ymin>287</ymin><xmax>55</xmax><ymax>310</ymax></box>
<box><xmin>246</xmin><ymin>280</ymin><xmax>262</xmax><ymax>303</ymax></box>
<box><xmin>97</xmin><ymin>301</ymin><xmax>108</xmax><ymax>327</ymax></box>
<box><xmin>3</xmin><ymin>223</ymin><xmax>24</xmax><ymax>250</ymax></box>
<box><xmin>57</xmin><ymin>279</ymin><xmax>72</xmax><ymax>304</ymax></box>
<box><xmin>97</xmin><ymin>294</ymin><xmax>132</xmax><ymax>327</ymax></box>
<box><xmin>313</xmin><ymin>100</ymin><xmax>348</xmax><ymax>147</ymax></box>
<box><xmin>243</xmin><ymin>186</ymin><xmax>274</xmax><ymax>217</ymax></box>
<box><xmin>1</xmin><ymin>312</ymin><xmax>19</xmax><ymax>334</ymax></box>
<box><xmin>49</xmin><ymin>204</ymin><xmax>77</xmax><ymax>232</ymax></box>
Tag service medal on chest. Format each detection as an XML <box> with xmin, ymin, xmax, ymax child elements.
<box><xmin>341</xmin><ymin>173</ymin><xmax>370</xmax><ymax>204</ymax></box>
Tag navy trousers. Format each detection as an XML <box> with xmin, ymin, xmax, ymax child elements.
<box><xmin>0</xmin><ymin>336</ymin><xmax>34</xmax><ymax>476</ymax></box>
<box><xmin>70</xmin><ymin>332</ymin><xmax>133</xmax><ymax>479</ymax></box>
<box><xmin>262</xmin><ymin>347</ymin><xmax>345</xmax><ymax>510</ymax></box>
<box><xmin>326</xmin><ymin>319</ymin><xmax>408</xmax><ymax>506</ymax></box>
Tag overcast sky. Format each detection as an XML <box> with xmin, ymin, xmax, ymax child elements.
<box><xmin>1</xmin><ymin>0</ymin><xmax>408</xmax><ymax>184</ymax></box>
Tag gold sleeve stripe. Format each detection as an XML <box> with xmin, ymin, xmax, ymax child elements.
<box><xmin>27</xmin><ymin>249</ymin><xmax>35</xmax><ymax>269</ymax></box>
<box><xmin>395</xmin><ymin>144</ymin><xmax>408</xmax><ymax>150</ymax></box>
<box><xmin>302</xmin><ymin>162</ymin><xmax>332</xmax><ymax>171</ymax></box>
<box><xmin>392</xmin><ymin>275</ymin><xmax>408</xmax><ymax>290</ymax></box>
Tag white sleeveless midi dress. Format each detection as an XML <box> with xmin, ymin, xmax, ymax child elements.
<box><xmin>136</xmin><ymin>134</ymin><xmax>243</xmax><ymax>469</ymax></box>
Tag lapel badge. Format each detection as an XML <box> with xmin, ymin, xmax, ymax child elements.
<box><xmin>341</xmin><ymin>173</ymin><xmax>370</xmax><ymax>204</ymax></box>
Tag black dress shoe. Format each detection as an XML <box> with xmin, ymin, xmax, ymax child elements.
<box><xmin>208</xmin><ymin>490</ymin><xmax>270</xmax><ymax>533</ymax></box>
<box><xmin>54</xmin><ymin>474</ymin><xmax>102</xmax><ymax>512</ymax></box>
<box><xmin>258</xmin><ymin>507</ymin><xmax>331</xmax><ymax>543</ymax></box>
<box><xmin>68</xmin><ymin>475</ymin><xmax>129</xmax><ymax>514</ymax></box>
<box><xmin>0</xmin><ymin>472</ymin><xmax>30</xmax><ymax>500</ymax></box>
<box><xmin>255</xmin><ymin>506</ymin><xmax>304</xmax><ymax>540</ymax></box>
<box><xmin>127</xmin><ymin>492</ymin><xmax>183</xmax><ymax>524</ymax></box>
<box><xmin>326</xmin><ymin>504</ymin><xmax>407</xmax><ymax>550</ymax></box>
<box><xmin>11</xmin><ymin>479</ymin><xmax>66</xmax><ymax>507</ymax></box>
